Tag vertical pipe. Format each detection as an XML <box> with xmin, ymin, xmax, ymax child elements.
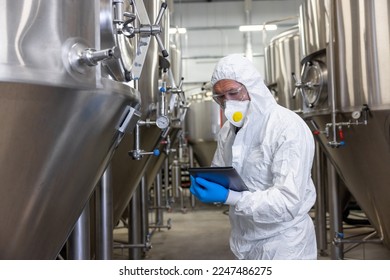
<box><xmin>172</xmin><ymin>159</ymin><xmax>181</xmax><ymax>198</ymax></box>
<box><xmin>189</xmin><ymin>145</ymin><xmax>196</xmax><ymax>207</ymax></box>
<box><xmin>67</xmin><ymin>203</ymin><xmax>90</xmax><ymax>260</ymax></box>
<box><xmin>135</xmin><ymin>122</ymin><xmax>141</xmax><ymax>152</ymax></box>
<box><xmin>327</xmin><ymin>0</ymin><xmax>343</xmax><ymax>259</ymax></box>
<box><xmin>328</xmin><ymin>0</ymin><xmax>337</xmax><ymax>144</ymax></box>
<box><xmin>164</xmin><ymin>157</ymin><xmax>171</xmax><ymax>205</ymax></box>
<box><xmin>129</xmin><ymin>186</ymin><xmax>142</xmax><ymax>260</ymax></box>
<box><xmin>140</xmin><ymin>176</ymin><xmax>149</xmax><ymax>246</ymax></box>
<box><xmin>180</xmin><ymin>186</ymin><xmax>185</xmax><ymax>210</ymax></box>
<box><xmin>155</xmin><ymin>171</ymin><xmax>163</xmax><ymax>225</ymax></box>
<box><xmin>96</xmin><ymin>165</ymin><xmax>113</xmax><ymax>260</ymax></box>
<box><xmin>314</xmin><ymin>142</ymin><xmax>327</xmax><ymax>254</ymax></box>
<box><xmin>189</xmin><ymin>145</ymin><xmax>194</xmax><ymax>168</ymax></box>
<box><xmin>327</xmin><ymin>158</ymin><xmax>344</xmax><ymax>259</ymax></box>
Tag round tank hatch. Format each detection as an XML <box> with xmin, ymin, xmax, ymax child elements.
<box><xmin>301</xmin><ymin>60</ymin><xmax>327</xmax><ymax>108</ymax></box>
<box><xmin>100</xmin><ymin>0</ymin><xmax>137</xmax><ymax>82</ymax></box>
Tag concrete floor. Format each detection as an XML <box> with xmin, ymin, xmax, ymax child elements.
<box><xmin>145</xmin><ymin>204</ymin><xmax>235</xmax><ymax>260</ymax></box>
<box><xmin>114</xmin><ymin>202</ymin><xmax>235</xmax><ymax>260</ymax></box>
<box><xmin>113</xmin><ymin>198</ymin><xmax>390</xmax><ymax>260</ymax></box>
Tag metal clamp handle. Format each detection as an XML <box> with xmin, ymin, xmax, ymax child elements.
<box><xmin>122</xmin><ymin>2</ymin><xmax>169</xmax><ymax>57</ymax></box>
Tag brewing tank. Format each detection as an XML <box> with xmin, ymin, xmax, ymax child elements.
<box><xmin>299</xmin><ymin>0</ymin><xmax>330</xmax><ymax>57</ymax></box>
<box><xmin>264</xmin><ymin>26</ymin><xmax>302</xmax><ymax>111</ymax></box>
<box><xmin>111</xmin><ymin>0</ymin><xmax>173</xmax><ymax>223</ymax></box>
<box><xmin>186</xmin><ymin>91</ymin><xmax>223</xmax><ymax>166</ymax></box>
<box><xmin>0</xmin><ymin>0</ymin><xmax>140</xmax><ymax>259</ymax></box>
<box><xmin>298</xmin><ymin>0</ymin><xmax>390</xmax><ymax>247</ymax></box>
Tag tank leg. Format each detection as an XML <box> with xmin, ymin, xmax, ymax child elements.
<box><xmin>95</xmin><ymin>165</ymin><xmax>113</xmax><ymax>260</ymax></box>
<box><xmin>327</xmin><ymin>158</ymin><xmax>344</xmax><ymax>259</ymax></box>
<box><xmin>128</xmin><ymin>186</ymin><xmax>143</xmax><ymax>260</ymax></box>
<box><xmin>67</xmin><ymin>203</ymin><xmax>90</xmax><ymax>260</ymax></box>
<box><xmin>314</xmin><ymin>143</ymin><xmax>328</xmax><ymax>256</ymax></box>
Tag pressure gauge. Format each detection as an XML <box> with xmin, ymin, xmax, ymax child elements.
<box><xmin>351</xmin><ymin>111</ymin><xmax>361</xmax><ymax>120</ymax></box>
<box><xmin>156</xmin><ymin>115</ymin><xmax>170</xmax><ymax>129</ymax></box>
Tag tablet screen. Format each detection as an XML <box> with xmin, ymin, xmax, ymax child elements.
<box><xmin>188</xmin><ymin>166</ymin><xmax>248</xmax><ymax>192</ymax></box>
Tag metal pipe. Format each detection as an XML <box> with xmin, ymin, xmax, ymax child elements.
<box><xmin>155</xmin><ymin>171</ymin><xmax>164</xmax><ymax>226</ymax></box>
<box><xmin>341</xmin><ymin>231</ymin><xmax>382</xmax><ymax>254</ymax></box>
<box><xmin>314</xmin><ymin>142</ymin><xmax>327</xmax><ymax>254</ymax></box>
<box><xmin>113</xmin><ymin>0</ymin><xmax>124</xmax><ymax>24</ymax></box>
<box><xmin>128</xmin><ymin>186</ymin><xmax>143</xmax><ymax>260</ymax></box>
<box><xmin>189</xmin><ymin>145</ymin><xmax>196</xmax><ymax>207</ymax></box>
<box><xmin>336</xmin><ymin>237</ymin><xmax>383</xmax><ymax>244</ymax></box>
<box><xmin>96</xmin><ymin>165</ymin><xmax>113</xmax><ymax>260</ymax></box>
<box><xmin>135</xmin><ymin>122</ymin><xmax>141</xmax><ymax>152</ymax></box>
<box><xmin>159</xmin><ymin>80</ymin><xmax>168</xmax><ymax>117</ymax></box>
<box><xmin>179</xmin><ymin>186</ymin><xmax>185</xmax><ymax>211</ymax></box>
<box><xmin>328</xmin><ymin>0</ymin><xmax>338</xmax><ymax>146</ymax></box>
<box><xmin>327</xmin><ymin>158</ymin><xmax>344</xmax><ymax>259</ymax></box>
<box><xmin>67</xmin><ymin>203</ymin><xmax>90</xmax><ymax>260</ymax></box>
<box><xmin>114</xmin><ymin>243</ymin><xmax>151</xmax><ymax>249</ymax></box>
<box><xmin>149</xmin><ymin>224</ymin><xmax>171</xmax><ymax>229</ymax></box>
<box><xmin>140</xmin><ymin>176</ymin><xmax>150</xmax><ymax>249</ymax></box>
<box><xmin>172</xmin><ymin>159</ymin><xmax>181</xmax><ymax>198</ymax></box>
<box><xmin>164</xmin><ymin>157</ymin><xmax>171</xmax><ymax>205</ymax></box>
<box><xmin>189</xmin><ymin>144</ymin><xmax>194</xmax><ymax>168</ymax></box>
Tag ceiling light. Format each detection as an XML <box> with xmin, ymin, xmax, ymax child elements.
<box><xmin>169</xmin><ymin>27</ymin><xmax>187</xmax><ymax>34</ymax></box>
<box><xmin>239</xmin><ymin>24</ymin><xmax>278</xmax><ymax>32</ymax></box>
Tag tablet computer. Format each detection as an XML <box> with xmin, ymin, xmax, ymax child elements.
<box><xmin>188</xmin><ymin>166</ymin><xmax>248</xmax><ymax>192</ymax></box>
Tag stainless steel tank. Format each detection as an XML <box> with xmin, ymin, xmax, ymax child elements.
<box><xmin>298</xmin><ymin>0</ymin><xmax>390</xmax><ymax>247</ymax></box>
<box><xmin>264</xmin><ymin>26</ymin><xmax>302</xmax><ymax>111</ymax></box>
<box><xmin>111</xmin><ymin>0</ymin><xmax>171</xmax><ymax>223</ymax></box>
<box><xmin>186</xmin><ymin>91</ymin><xmax>222</xmax><ymax>166</ymax></box>
<box><xmin>0</xmin><ymin>0</ymin><xmax>140</xmax><ymax>259</ymax></box>
<box><xmin>299</xmin><ymin>0</ymin><xmax>330</xmax><ymax>58</ymax></box>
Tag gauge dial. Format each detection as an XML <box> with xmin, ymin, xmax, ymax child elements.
<box><xmin>351</xmin><ymin>111</ymin><xmax>361</xmax><ymax>120</ymax></box>
<box><xmin>156</xmin><ymin>115</ymin><xmax>170</xmax><ymax>129</ymax></box>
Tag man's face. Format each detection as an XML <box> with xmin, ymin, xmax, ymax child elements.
<box><xmin>212</xmin><ymin>79</ymin><xmax>250</xmax><ymax>107</ymax></box>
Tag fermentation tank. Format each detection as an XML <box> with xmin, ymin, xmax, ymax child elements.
<box><xmin>297</xmin><ymin>0</ymin><xmax>390</xmax><ymax>248</ymax></box>
<box><xmin>186</xmin><ymin>90</ymin><xmax>223</xmax><ymax>166</ymax></box>
<box><xmin>112</xmin><ymin>0</ymin><xmax>169</xmax><ymax>222</ymax></box>
<box><xmin>264</xmin><ymin>26</ymin><xmax>302</xmax><ymax>111</ymax></box>
<box><xmin>0</xmin><ymin>0</ymin><xmax>141</xmax><ymax>259</ymax></box>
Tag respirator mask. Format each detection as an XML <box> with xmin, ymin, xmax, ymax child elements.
<box><xmin>224</xmin><ymin>100</ymin><xmax>250</xmax><ymax>127</ymax></box>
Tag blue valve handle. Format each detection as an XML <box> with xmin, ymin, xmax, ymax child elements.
<box><xmin>190</xmin><ymin>176</ymin><xmax>228</xmax><ymax>204</ymax></box>
<box><xmin>153</xmin><ymin>149</ymin><xmax>160</xmax><ymax>156</ymax></box>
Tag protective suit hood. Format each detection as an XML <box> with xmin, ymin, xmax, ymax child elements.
<box><xmin>211</xmin><ymin>54</ymin><xmax>277</xmax><ymax>116</ymax></box>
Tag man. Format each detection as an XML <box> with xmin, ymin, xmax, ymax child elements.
<box><xmin>190</xmin><ymin>54</ymin><xmax>317</xmax><ymax>260</ymax></box>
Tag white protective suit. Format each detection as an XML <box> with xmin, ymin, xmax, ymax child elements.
<box><xmin>211</xmin><ymin>54</ymin><xmax>317</xmax><ymax>260</ymax></box>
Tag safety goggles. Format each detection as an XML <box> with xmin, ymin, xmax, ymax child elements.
<box><xmin>212</xmin><ymin>85</ymin><xmax>245</xmax><ymax>107</ymax></box>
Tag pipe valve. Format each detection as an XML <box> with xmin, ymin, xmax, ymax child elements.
<box><xmin>66</xmin><ymin>41</ymin><xmax>119</xmax><ymax>74</ymax></box>
<box><xmin>79</xmin><ymin>47</ymin><xmax>119</xmax><ymax>67</ymax></box>
<box><xmin>311</xmin><ymin>105</ymin><xmax>370</xmax><ymax>148</ymax></box>
<box><xmin>130</xmin><ymin>147</ymin><xmax>160</xmax><ymax>161</ymax></box>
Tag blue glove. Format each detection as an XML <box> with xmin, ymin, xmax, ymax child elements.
<box><xmin>190</xmin><ymin>176</ymin><xmax>229</xmax><ymax>203</ymax></box>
